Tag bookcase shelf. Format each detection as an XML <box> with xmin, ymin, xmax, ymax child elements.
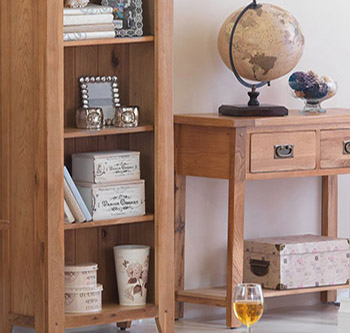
<box><xmin>65</xmin><ymin>302</ymin><xmax>157</xmax><ymax>328</ymax></box>
<box><xmin>8</xmin><ymin>303</ymin><xmax>157</xmax><ymax>329</ymax></box>
<box><xmin>64</xmin><ymin>35</ymin><xmax>154</xmax><ymax>48</ymax></box>
<box><xmin>64</xmin><ymin>125</ymin><xmax>154</xmax><ymax>139</ymax></box>
<box><xmin>64</xmin><ymin>214</ymin><xmax>154</xmax><ymax>230</ymax></box>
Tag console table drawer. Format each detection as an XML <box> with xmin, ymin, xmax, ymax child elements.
<box><xmin>321</xmin><ymin>130</ymin><xmax>350</xmax><ymax>169</ymax></box>
<box><xmin>250</xmin><ymin>131</ymin><xmax>316</xmax><ymax>173</ymax></box>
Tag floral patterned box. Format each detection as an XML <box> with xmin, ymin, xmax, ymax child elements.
<box><xmin>244</xmin><ymin>235</ymin><xmax>350</xmax><ymax>290</ymax></box>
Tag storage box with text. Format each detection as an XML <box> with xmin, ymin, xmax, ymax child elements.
<box><xmin>76</xmin><ymin>180</ymin><xmax>145</xmax><ymax>220</ymax></box>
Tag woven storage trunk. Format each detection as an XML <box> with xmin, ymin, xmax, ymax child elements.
<box><xmin>244</xmin><ymin>235</ymin><xmax>350</xmax><ymax>290</ymax></box>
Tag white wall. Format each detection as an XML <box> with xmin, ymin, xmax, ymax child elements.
<box><xmin>174</xmin><ymin>0</ymin><xmax>350</xmax><ymax>319</ymax></box>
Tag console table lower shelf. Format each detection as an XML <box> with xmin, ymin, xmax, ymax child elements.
<box><xmin>176</xmin><ymin>284</ymin><xmax>350</xmax><ymax>308</ymax></box>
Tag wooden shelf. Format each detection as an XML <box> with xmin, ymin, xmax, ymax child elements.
<box><xmin>8</xmin><ymin>297</ymin><xmax>157</xmax><ymax>329</ymax></box>
<box><xmin>64</xmin><ymin>36</ymin><xmax>154</xmax><ymax>48</ymax></box>
<box><xmin>0</xmin><ymin>220</ymin><xmax>9</xmax><ymax>231</ymax></box>
<box><xmin>64</xmin><ymin>214</ymin><xmax>154</xmax><ymax>230</ymax></box>
<box><xmin>64</xmin><ymin>125</ymin><xmax>154</xmax><ymax>139</ymax></box>
<box><xmin>65</xmin><ymin>303</ymin><xmax>157</xmax><ymax>328</ymax></box>
<box><xmin>176</xmin><ymin>284</ymin><xmax>350</xmax><ymax>307</ymax></box>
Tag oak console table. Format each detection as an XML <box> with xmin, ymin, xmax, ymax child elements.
<box><xmin>174</xmin><ymin>109</ymin><xmax>350</xmax><ymax>328</ymax></box>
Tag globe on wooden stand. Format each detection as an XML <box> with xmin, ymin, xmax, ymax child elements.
<box><xmin>218</xmin><ymin>0</ymin><xmax>305</xmax><ymax>117</ymax></box>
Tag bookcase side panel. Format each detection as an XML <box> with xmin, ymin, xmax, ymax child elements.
<box><xmin>6</xmin><ymin>0</ymin><xmax>37</xmax><ymax>317</ymax></box>
<box><xmin>154</xmin><ymin>0</ymin><xmax>175</xmax><ymax>330</ymax></box>
<box><xmin>34</xmin><ymin>0</ymin><xmax>65</xmax><ymax>329</ymax></box>
<box><xmin>0</xmin><ymin>0</ymin><xmax>11</xmax><ymax>329</ymax></box>
<box><xmin>0</xmin><ymin>0</ymin><xmax>65</xmax><ymax>329</ymax></box>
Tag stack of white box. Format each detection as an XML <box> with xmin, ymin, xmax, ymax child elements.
<box><xmin>73</xmin><ymin>150</ymin><xmax>146</xmax><ymax>221</ymax></box>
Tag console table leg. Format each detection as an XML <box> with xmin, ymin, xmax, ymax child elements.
<box><xmin>175</xmin><ymin>174</ymin><xmax>186</xmax><ymax>320</ymax></box>
<box><xmin>321</xmin><ymin>175</ymin><xmax>338</xmax><ymax>303</ymax></box>
<box><xmin>226</xmin><ymin>128</ymin><xmax>246</xmax><ymax>328</ymax></box>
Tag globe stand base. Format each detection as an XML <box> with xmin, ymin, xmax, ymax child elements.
<box><xmin>219</xmin><ymin>104</ymin><xmax>288</xmax><ymax>117</ymax></box>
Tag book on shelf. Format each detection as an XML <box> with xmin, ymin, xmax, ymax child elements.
<box><xmin>64</xmin><ymin>199</ymin><xmax>75</xmax><ymax>224</ymax></box>
<box><xmin>63</xmin><ymin>4</ymin><xmax>113</xmax><ymax>16</ymax></box>
<box><xmin>64</xmin><ymin>31</ymin><xmax>115</xmax><ymax>41</ymax></box>
<box><xmin>64</xmin><ymin>166</ymin><xmax>92</xmax><ymax>222</ymax></box>
<box><xmin>64</xmin><ymin>179</ymin><xmax>85</xmax><ymax>223</ymax></box>
<box><xmin>63</xmin><ymin>4</ymin><xmax>115</xmax><ymax>42</ymax></box>
<box><xmin>64</xmin><ymin>23</ymin><xmax>115</xmax><ymax>33</ymax></box>
<box><xmin>63</xmin><ymin>14</ymin><xmax>114</xmax><ymax>26</ymax></box>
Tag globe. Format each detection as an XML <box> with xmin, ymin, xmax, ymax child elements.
<box><xmin>218</xmin><ymin>3</ymin><xmax>305</xmax><ymax>83</ymax></box>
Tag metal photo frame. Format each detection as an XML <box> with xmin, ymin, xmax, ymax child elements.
<box><xmin>79</xmin><ymin>76</ymin><xmax>120</xmax><ymax>124</ymax></box>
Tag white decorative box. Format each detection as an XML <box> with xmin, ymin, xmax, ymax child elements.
<box><xmin>244</xmin><ymin>235</ymin><xmax>350</xmax><ymax>290</ymax></box>
<box><xmin>72</xmin><ymin>150</ymin><xmax>140</xmax><ymax>184</ymax></box>
<box><xmin>76</xmin><ymin>180</ymin><xmax>145</xmax><ymax>220</ymax></box>
<box><xmin>65</xmin><ymin>263</ymin><xmax>98</xmax><ymax>288</ymax></box>
<box><xmin>65</xmin><ymin>284</ymin><xmax>103</xmax><ymax>313</ymax></box>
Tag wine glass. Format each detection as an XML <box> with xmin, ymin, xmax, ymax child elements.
<box><xmin>233</xmin><ymin>283</ymin><xmax>264</xmax><ymax>333</ymax></box>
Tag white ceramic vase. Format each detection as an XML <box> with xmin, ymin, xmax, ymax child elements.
<box><xmin>113</xmin><ymin>245</ymin><xmax>150</xmax><ymax>306</ymax></box>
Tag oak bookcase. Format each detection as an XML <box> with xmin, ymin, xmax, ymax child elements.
<box><xmin>0</xmin><ymin>0</ymin><xmax>174</xmax><ymax>332</ymax></box>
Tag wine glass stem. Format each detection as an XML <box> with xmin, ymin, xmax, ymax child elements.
<box><xmin>247</xmin><ymin>327</ymin><xmax>252</xmax><ymax>333</ymax></box>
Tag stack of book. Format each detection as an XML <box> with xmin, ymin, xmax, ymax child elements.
<box><xmin>64</xmin><ymin>4</ymin><xmax>115</xmax><ymax>41</ymax></box>
<box><xmin>64</xmin><ymin>166</ymin><xmax>92</xmax><ymax>224</ymax></box>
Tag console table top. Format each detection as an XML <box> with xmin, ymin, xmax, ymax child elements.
<box><xmin>174</xmin><ymin>108</ymin><xmax>350</xmax><ymax>128</ymax></box>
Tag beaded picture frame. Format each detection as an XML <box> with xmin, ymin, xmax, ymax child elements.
<box><xmin>79</xmin><ymin>76</ymin><xmax>120</xmax><ymax>126</ymax></box>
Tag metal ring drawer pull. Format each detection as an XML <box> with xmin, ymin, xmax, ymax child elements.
<box><xmin>343</xmin><ymin>141</ymin><xmax>350</xmax><ymax>155</ymax></box>
<box><xmin>274</xmin><ymin>144</ymin><xmax>294</xmax><ymax>159</ymax></box>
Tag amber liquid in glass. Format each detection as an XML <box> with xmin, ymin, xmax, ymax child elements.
<box><xmin>234</xmin><ymin>301</ymin><xmax>264</xmax><ymax>327</ymax></box>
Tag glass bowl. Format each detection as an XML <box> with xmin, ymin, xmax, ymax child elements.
<box><xmin>289</xmin><ymin>71</ymin><xmax>337</xmax><ymax>114</ymax></box>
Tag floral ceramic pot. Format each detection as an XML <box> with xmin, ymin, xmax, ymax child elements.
<box><xmin>113</xmin><ymin>245</ymin><xmax>150</xmax><ymax>306</ymax></box>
